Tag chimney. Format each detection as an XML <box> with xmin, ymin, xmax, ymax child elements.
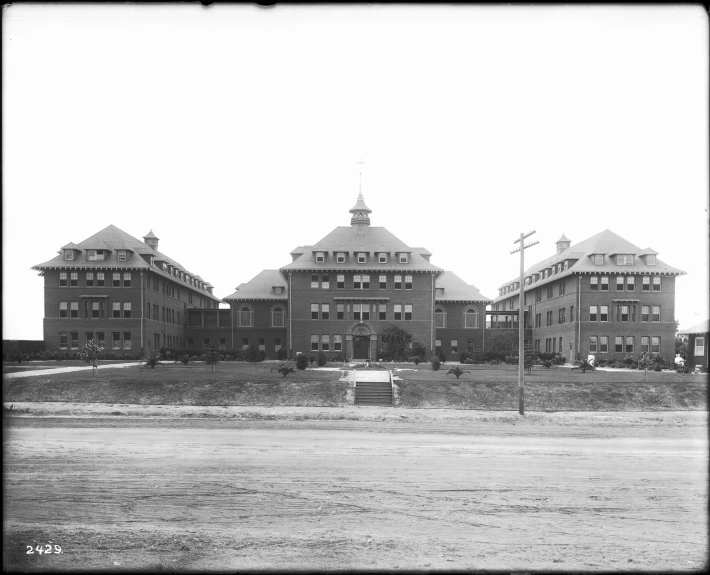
<box><xmin>143</xmin><ymin>230</ymin><xmax>159</xmax><ymax>251</ymax></box>
<box><xmin>555</xmin><ymin>233</ymin><xmax>571</xmax><ymax>255</ymax></box>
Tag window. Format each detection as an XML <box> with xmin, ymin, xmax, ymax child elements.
<box><xmin>124</xmin><ymin>273</ymin><xmax>131</xmax><ymax>288</ymax></box>
<box><xmin>334</xmin><ymin>335</ymin><xmax>342</xmax><ymax>351</ymax></box>
<box><xmin>651</xmin><ymin>336</ymin><xmax>660</xmax><ymax>354</ymax></box>
<box><xmin>311</xmin><ymin>304</ymin><xmax>319</xmax><ymax>320</ymax></box>
<box><xmin>59</xmin><ymin>301</ymin><xmax>68</xmax><ymax>317</ymax></box>
<box><xmin>404</xmin><ymin>304</ymin><xmax>412</xmax><ymax>321</ymax></box>
<box><xmin>546</xmin><ymin>285</ymin><xmax>553</xmax><ymax>299</ymax></box>
<box><xmin>642</xmin><ymin>276</ymin><xmax>650</xmax><ymax>291</ymax></box>
<box><xmin>615</xmin><ymin>336</ymin><xmax>623</xmax><ymax>353</ymax></box>
<box><xmin>311</xmin><ymin>274</ymin><xmax>319</xmax><ymax>289</ymax></box>
<box><xmin>64</xmin><ymin>250</ymin><xmax>74</xmax><ymax>261</ymax></box>
<box><xmin>641</xmin><ymin>336</ymin><xmax>649</xmax><ymax>353</ymax></box>
<box><xmin>647</xmin><ymin>255</ymin><xmax>657</xmax><ymax>265</ymax></box>
<box><xmin>593</xmin><ymin>254</ymin><xmax>604</xmax><ymax>265</ymax></box>
<box><xmin>336</xmin><ymin>253</ymin><xmax>345</xmax><ymax>263</ymax></box>
<box><xmin>625</xmin><ymin>336</ymin><xmax>634</xmax><ymax>353</ymax></box>
<box><xmin>435</xmin><ymin>339</ymin><xmax>441</xmax><ymax>353</ymax></box>
<box><xmin>617</xmin><ymin>255</ymin><xmax>634</xmax><ymax>265</ymax></box>
<box><xmin>451</xmin><ymin>340</ymin><xmax>458</xmax><ymax>354</ymax></box>
<box><xmin>87</xmin><ymin>250</ymin><xmax>105</xmax><ymax>261</ymax></box>
<box><xmin>123</xmin><ymin>302</ymin><xmax>131</xmax><ymax>318</ymax></box>
<box><xmin>271</xmin><ymin>306</ymin><xmax>285</xmax><ymax>327</ymax></box>
<box><xmin>394</xmin><ymin>275</ymin><xmax>402</xmax><ymax>289</ymax></box>
<box><xmin>652</xmin><ymin>306</ymin><xmax>660</xmax><ymax>322</ymax></box>
<box><xmin>67</xmin><ymin>272</ymin><xmax>78</xmax><ymax>287</ymax></box>
<box><xmin>378</xmin><ymin>304</ymin><xmax>386</xmax><ymax>320</ymax></box>
<box><xmin>626</xmin><ymin>276</ymin><xmax>635</xmax><ymax>291</ymax></box>
<box><xmin>621</xmin><ymin>306</ymin><xmax>629</xmax><ymax>322</ymax></box>
<box><xmin>238</xmin><ymin>305</ymin><xmax>253</xmax><ymax>327</ymax></box>
<box><xmin>69</xmin><ymin>332</ymin><xmax>79</xmax><ymax>349</ymax></box>
<box><xmin>394</xmin><ymin>304</ymin><xmax>402</xmax><ymax>321</ymax></box>
<box><xmin>112</xmin><ymin>302</ymin><xmax>121</xmax><ymax>318</ymax></box>
<box><xmin>399</xmin><ymin>253</ymin><xmax>408</xmax><ymax>264</ymax></box>
<box><xmin>353</xmin><ymin>304</ymin><xmax>370</xmax><ymax>321</ymax></box>
<box><xmin>86</xmin><ymin>272</ymin><xmax>94</xmax><ymax>287</ymax></box>
<box><xmin>378</xmin><ymin>253</ymin><xmax>388</xmax><ymax>264</ymax></box>
<box><xmin>258</xmin><ymin>338</ymin><xmax>265</xmax><ymax>351</ymax></box>
<box><xmin>694</xmin><ymin>336</ymin><xmax>705</xmax><ymax>357</ymax></box>
<box><xmin>203</xmin><ymin>338</ymin><xmax>211</xmax><ymax>349</ymax></box>
<box><xmin>590</xmin><ymin>305</ymin><xmax>598</xmax><ymax>322</ymax></box>
<box><xmin>321</xmin><ymin>304</ymin><xmax>330</xmax><ymax>320</ymax></box>
<box><xmin>111</xmin><ymin>273</ymin><xmax>119</xmax><ymax>287</ymax></box>
<box><xmin>379</xmin><ymin>275</ymin><xmax>387</xmax><ymax>289</ymax></box>
<box><xmin>435</xmin><ymin>307</ymin><xmax>447</xmax><ymax>328</ymax></box>
<box><xmin>641</xmin><ymin>306</ymin><xmax>649</xmax><ymax>322</ymax></box>
<box><xmin>357</xmin><ymin>253</ymin><xmax>366</xmax><ymax>264</ymax></box>
<box><xmin>242</xmin><ymin>338</ymin><xmax>249</xmax><ymax>350</ymax></box>
<box><xmin>590</xmin><ymin>277</ymin><xmax>598</xmax><ymax>290</ymax></box>
<box><xmin>161</xmin><ymin>307</ymin><xmax>165</xmax><ymax>322</ymax></box>
<box><xmin>122</xmin><ymin>332</ymin><xmax>131</xmax><ymax>350</ymax></box>
<box><xmin>274</xmin><ymin>338</ymin><xmax>281</xmax><ymax>352</ymax></box>
<box><xmin>559</xmin><ymin>308</ymin><xmax>566</xmax><ymax>324</ymax></box>
<box><xmin>599</xmin><ymin>336</ymin><xmax>608</xmax><ymax>353</ymax></box>
<box><xmin>336</xmin><ymin>304</ymin><xmax>345</xmax><ymax>320</ymax></box>
<box><xmin>601</xmin><ymin>277</ymin><xmax>609</xmax><ymax>291</ymax></box>
<box><xmin>316</xmin><ymin>252</ymin><xmax>325</xmax><ymax>263</ymax></box>
<box><xmin>467</xmin><ymin>339</ymin><xmax>474</xmax><ymax>353</ymax></box>
<box><xmin>362</xmin><ymin>275</ymin><xmax>370</xmax><ymax>289</ymax></box>
<box><xmin>112</xmin><ymin>332</ymin><xmax>121</xmax><ymax>350</ymax></box>
<box><xmin>600</xmin><ymin>305</ymin><xmax>608</xmax><ymax>322</ymax></box>
<box><xmin>405</xmin><ymin>275</ymin><xmax>413</xmax><ymax>290</ymax></box>
<box><xmin>653</xmin><ymin>277</ymin><xmax>661</xmax><ymax>291</ymax></box>
<box><xmin>59</xmin><ymin>272</ymin><xmax>67</xmax><ymax>287</ymax></box>
<box><xmin>311</xmin><ymin>335</ymin><xmax>319</xmax><ymax>351</ymax></box>
<box><xmin>337</xmin><ymin>275</ymin><xmax>345</xmax><ymax>289</ymax></box>
<box><xmin>117</xmin><ymin>250</ymin><xmax>127</xmax><ymax>261</ymax></box>
<box><xmin>536</xmin><ymin>289</ymin><xmax>542</xmax><ymax>303</ymax></box>
<box><xmin>59</xmin><ymin>332</ymin><xmax>68</xmax><ymax>350</ymax></box>
<box><xmin>353</xmin><ymin>275</ymin><xmax>361</xmax><ymax>289</ymax></box>
<box><xmin>321</xmin><ymin>335</ymin><xmax>330</xmax><ymax>351</ymax></box>
<box><xmin>322</xmin><ymin>275</ymin><xmax>330</xmax><ymax>289</ymax></box>
<box><xmin>559</xmin><ymin>280</ymin><xmax>565</xmax><ymax>296</ymax></box>
<box><xmin>463</xmin><ymin>307</ymin><xmax>479</xmax><ymax>328</ymax></box>
<box><xmin>616</xmin><ymin>276</ymin><xmax>624</xmax><ymax>291</ymax></box>
<box><xmin>85</xmin><ymin>331</ymin><xmax>94</xmax><ymax>344</ymax></box>
<box><xmin>589</xmin><ymin>336</ymin><xmax>598</xmax><ymax>353</ymax></box>
<box><xmin>92</xmin><ymin>301</ymin><xmax>100</xmax><ymax>318</ymax></box>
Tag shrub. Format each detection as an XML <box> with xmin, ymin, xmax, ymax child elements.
<box><xmin>458</xmin><ymin>351</ymin><xmax>470</xmax><ymax>364</ymax></box>
<box><xmin>379</xmin><ymin>325</ymin><xmax>415</xmax><ymax>361</ymax></box>
<box><xmin>243</xmin><ymin>343</ymin><xmax>265</xmax><ymax>363</ymax></box>
<box><xmin>141</xmin><ymin>352</ymin><xmax>163</xmax><ymax>369</ymax></box>
<box><xmin>596</xmin><ymin>358</ymin><xmax>608</xmax><ymax>367</ymax></box>
<box><xmin>411</xmin><ymin>341</ymin><xmax>427</xmax><ymax>363</ymax></box>
<box><xmin>309</xmin><ymin>355</ymin><xmax>317</xmax><ymax>364</ymax></box>
<box><xmin>553</xmin><ymin>354</ymin><xmax>566</xmax><ymax>365</ymax></box>
<box><xmin>177</xmin><ymin>354</ymin><xmax>193</xmax><ymax>365</ymax></box>
<box><xmin>543</xmin><ymin>360</ymin><xmax>552</xmax><ymax>369</ymax></box>
<box><xmin>295</xmin><ymin>354</ymin><xmax>310</xmax><ymax>370</ymax></box>
<box><xmin>277</xmin><ymin>347</ymin><xmax>288</xmax><ymax>361</ymax></box>
<box><xmin>316</xmin><ymin>352</ymin><xmax>328</xmax><ymax>366</ymax></box>
<box><xmin>431</xmin><ymin>357</ymin><xmax>441</xmax><ymax>371</ymax></box>
<box><xmin>271</xmin><ymin>363</ymin><xmax>296</xmax><ymax>377</ymax></box>
<box><xmin>447</xmin><ymin>366</ymin><xmax>465</xmax><ymax>379</ymax></box>
<box><xmin>331</xmin><ymin>354</ymin><xmax>345</xmax><ymax>362</ymax></box>
<box><xmin>409</xmin><ymin>355</ymin><xmax>421</xmax><ymax>365</ymax></box>
<box><xmin>437</xmin><ymin>351</ymin><xmax>447</xmax><ymax>363</ymax></box>
<box><xmin>575</xmin><ymin>359</ymin><xmax>595</xmax><ymax>373</ymax></box>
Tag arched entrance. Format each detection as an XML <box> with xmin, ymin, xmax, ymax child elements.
<box><xmin>353</xmin><ymin>335</ymin><xmax>369</xmax><ymax>360</ymax></box>
<box><xmin>346</xmin><ymin>323</ymin><xmax>377</xmax><ymax>361</ymax></box>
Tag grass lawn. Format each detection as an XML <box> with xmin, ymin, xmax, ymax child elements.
<box><xmin>2</xmin><ymin>361</ymin><xmax>706</xmax><ymax>411</ymax></box>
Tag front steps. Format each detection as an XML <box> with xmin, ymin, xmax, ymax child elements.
<box><xmin>354</xmin><ymin>379</ymin><xmax>393</xmax><ymax>406</ymax></box>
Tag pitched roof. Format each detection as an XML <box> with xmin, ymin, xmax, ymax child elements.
<box><xmin>61</xmin><ymin>242</ymin><xmax>81</xmax><ymax>250</ymax></box>
<box><xmin>32</xmin><ymin>224</ymin><xmax>221</xmax><ymax>301</ymax></box>
<box><xmin>679</xmin><ymin>320</ymin><xmax>709</xmax><ymax>335</ymax></box>
<box><xmin>223</xmin><ymin>270</ymin><xmax>288</xmax><ymax>301</ymax></box>
<box><xmin>280</xmin><ymin>227</ymin><xmax>443</xmax><ymax>273</ymax></box>
<box><xmin>494</xmin><ymin>229</ymin><xmax>685</xmax><ymax>302</ymax></box>
<box><xmin>435</xmin><ymin>271</ymin><xmax>492</xmax><ymax>302</ymax></box>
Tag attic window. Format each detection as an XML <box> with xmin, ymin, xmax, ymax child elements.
<box><xmin>150</xmin><ymin>256</ymin><xmax>155</xmax><ymax>266</ymax></box>
<box><xmin>378</xmin><ymin>253</ymin><xmax>388</xmax><ymax>264</ymax></box>
<box><xmin>646</xmin><ymin>255</ymin><xmax>656</xmax><ymax>265</ymax></box>
<box><xmin>274</xmin><ymin>287</ymin><xmax>284</xmax><ymax>295</ymax></box>
<box><xmin>399</xmin><ymin>254</ymin><xmax>408</xmax><ymax>264</ymax></box>
<box><xmin>616</xmin><ymin>255</ymin><xmax>634</xmax><ymax>266</ymax></box>
<box><xmin>117</xmin><ymin>250</ymin><xmax>127</xmax><ymax>262</ymax></box>
<box><xmin>593</xmin><ymin>255</ymin><xmax>604</xmax><ymax>265</ymax></box>
<box><xmin>357</xmin><ymin>253</ymin><xmax>366</xmax><ymax>264</ymax></box>
<box><xmin>64</xmin><ymin>250</ymin><xmax>74</xmax><ymax>261</ymax></box>
<box><xmin>316</xmin><ymin>252</ymin><xmax>325</xmax><ymax>263</ymax></box>
<box><xmin>336</xmin><ymin>253</ymin><xmax>345</xmax><ymax>264</ymax></box>
<box><xmin>162</xmin><ymin>263</ymin><xmax>167</xmax><ymax>271</ymax></box>
<box><xmin>563</xmin><ymin>261</ymin><xmax>568</xmax><ymax>271</ymax></box>
<box><xmin>87</xmin><ymin>250</ymin><xmax>105</xmax><ymax>262</ymax></box>
<box><xmin>525</xmin><ymin>277</ymin><xmax>531</xmax><ymax>285</ymax></box>
<box><xmin>435</xmin><ymin>287</ymin><xmax>444</xmax><ymax>297</ymax></box>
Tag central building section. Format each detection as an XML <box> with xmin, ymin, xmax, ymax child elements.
<box><xmin>280</xmin><ymin>193</ymin><xmax>443</xmax><ymax>360</ymax></box>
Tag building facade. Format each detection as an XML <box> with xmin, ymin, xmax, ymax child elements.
<box><xmin>679</xmin><ymin>320</ymin><xmax>709</xmax><ymax>370</ymax></box>
<box><xmin>492</xmin><ymin>231</ymin><xmax>685</xmax><ymax>363</ymax></box>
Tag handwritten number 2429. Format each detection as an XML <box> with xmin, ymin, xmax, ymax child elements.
<box><xmin>26</xmin><ymin>545</ymin><xmax>62</xmax><ymax>554</ymax></box>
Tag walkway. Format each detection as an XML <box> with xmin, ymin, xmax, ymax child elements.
<box><xmin>3</xmin><ymin>362</ymin><xmax>142</xmax><ymax>379</ymax></box>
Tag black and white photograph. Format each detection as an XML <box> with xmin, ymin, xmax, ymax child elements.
<box><xmin>3</xmin><ymin>3</ymin><xmax>708</xmax><ymax>572</ymax></box>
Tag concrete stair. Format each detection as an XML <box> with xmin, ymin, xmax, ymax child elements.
<box><xmin>355</xmin><ymin>380</ymin><xmax>393</xmax><ymax>406</ymax></box>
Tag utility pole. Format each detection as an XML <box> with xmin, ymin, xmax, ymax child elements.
<box><xmin>511</xmin><ymin>231</ymin><xmax>539</xmax><ymax>415</ymax></box>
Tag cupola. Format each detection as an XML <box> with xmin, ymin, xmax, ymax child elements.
<box><xmin>349</xmin><ymin>193</ymin><xmax>372</xmax><ymax>236</ymax></box>
<box><xmin>555</xmin><ymin>233</ymin><xmax>571</xmax><ymax>254</ymax></box>
<box><xmin>143</xmin><ymin>230</ymin><xmax>159</xmax><ymax>251</ymax></box>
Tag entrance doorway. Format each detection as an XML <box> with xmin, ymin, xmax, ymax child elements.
<box><xmin>353</xmin><ymin>335</ymin><xmax>369</xmax><ymax>360</ymax></box>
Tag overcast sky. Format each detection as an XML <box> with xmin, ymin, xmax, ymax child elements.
<box><xmin>3</xmin><ymin>4</ymin><xmax>708</xmax><ymax>340</ymax></box>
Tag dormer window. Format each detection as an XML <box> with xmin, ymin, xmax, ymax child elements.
<box><xmin>593</xmin><ymin>254</ymin><xmax>604</xmax><ymax>265</ymax></box>
<box><xmin>87</xmin><ymin>250</ymin><xmax>105</xmax><ymax>261</ymax></box>
<box><xmin>150</xmin><ymin>256</ymin><xmax>155</xmax><ymax>266</ymax></box>
<box><xmin>399</xmin><ymin>253</ymin><xmax>408</xmax><ymax>264</ymax></box>
<box><xmin>315</xmin><ymin>252</ymin><xmax>325</xmax><ymax>263</ymax></box>
<box><xmin>274</xmin><ymin>286</ymin><xmax>284</xmax><ymax>295</ymax></box>
<box><xmin>616</xmin><ymin>255</ymin><xmax>634</xmax><ymax>266</ymax></box>
<box><xmin>378</xmin><ymin>253</ymin><xmax>388</xmax><ymax>264</ymax></box>
<box><xmin>117</xmin><ymin>250</ymin><xmax>127</xmax><ymax>262</ymax></box>
<box><xmin>336</xmin><ymin>253</ymin><xmax>345</xmax><ymax>264</ymax></box>
<box><xmin>64</xmin><ymin>250</ymin><xmax>74</xmax><ymax>261</ymax></box>
<box><xmin>563</xmin><ymin>261</ymin><xmax>568</xmax><ymax>271</ymax></box>
<box><xmin>646</xmin><ymin>255</ymin><xmax>656</xmax><ymax>265</ymax></box>
<box><xmin>435</xmin><ymin>287</ymin><xmax>444</xmax><ymax>297</ymax></box>
<box><xmin>162</xmin><ymin>263</ymin><xmax>167</xmax><ymax>271</ymax></box>
<box><xmin>357</xmin><ymin>253</ymin><xmax>366</xmax><ymax>264</ymax></box>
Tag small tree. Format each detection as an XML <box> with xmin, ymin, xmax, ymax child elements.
<box><xmin>243</xmin><ymin>343</ymin><xmax>265</xmax><ymax>363</ymax></box>
<box><xmin>637</xmin><ymin>351</ymin><xmax>655</xmax><ymax>382</ymax></box>
<box><xmin>411</xmin><ymin>341</ymin><xmax>427</xmax><ymax>363</ymax></box>
<box><xmin>446</xmin><ymin>366</ymin><xmax>466</xmax><ymax>379</ymax></box>
<box><xmin>141</xmin><ymin>350</ymin><xmax>163</xmax><ymax>369</ymax></box>
<box><xmin>79</xmin><ymin>340</ymin><xmax>102</xmax><ymax>375</ymax></box>
<box><xmin>379</xmin><ymin>325</ymin><xmax>414</xmax><ymax>361</ymax></box>
<box><xmin>205</xmin><ymin>345</ymin><xmax>221</xmax><ymax>372</ymax></box>
<box><xmin>295</xmin><ymin>354</ymin><xmax>310</xmax><ymax>370</ymax></box>
<box><xmin>575</xmin><ymin>358</ymin><xmax>595</xmax><ymax>373</ymax></box>
<box><xmin>431</xmin><ymin>357</ymin><xmax>441</xmax><ymax>371</ymax></box>
<box><xmin>177</xmin><ymin>354</ymin><xmax>194</xmax><ymax>365</ymax></box>
<box><xmin>271</xmin><ymin>362</ymin><xmax>296</xmax><ymax>377</ymax></box>
<box><xmin>317</xmin><ymin>352</ymin><xmax>327</xmax><ymax>366</ymax></box>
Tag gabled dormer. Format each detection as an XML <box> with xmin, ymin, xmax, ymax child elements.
<box><xmin>313</xmin><ymin>250</ymin><xmax>327</xmax><ymax>263</ymax></box>
<box><xmin>376</xmin><ymin>250</ymin><xmax>389</xmax><ymax>264</ymax></box>
<box><xmin>609</xmin><ymin>252</ymin><xmax>634</xmax><ymax>266</ymax></box>
<box><xmin>116</xmin><ymin>248</ymin><xmax>133</xmax><ymax>262</ymax></box>
<box><xmin>61</xmin><ymin>242</ymin><xmax>81</xmax><ymax>261</ymax></box>
<box><xmin>395</xmin><ymin>251</ymin><xmax>411</xmax><ymax>264</ymax></box>
<box><xmin>638</xmin><ymin>248</ymin><xmax>658</xmax><ymax>266</ymax></box>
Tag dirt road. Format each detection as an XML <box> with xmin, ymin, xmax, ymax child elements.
<box><xmin>3</xmin><ymin>413</ymin><xmax>708</xmax><ymax>572</ymax></box>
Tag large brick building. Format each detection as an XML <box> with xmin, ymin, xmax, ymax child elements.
<box><xmin>492</xmin><ymin>230</ymin><xmax>685</xmax><ymax>363</ymax></box>
<box><xmin>32</xmin><ymin>225</ymin><xmax>222</xmax><ymax>355</ymax></box>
